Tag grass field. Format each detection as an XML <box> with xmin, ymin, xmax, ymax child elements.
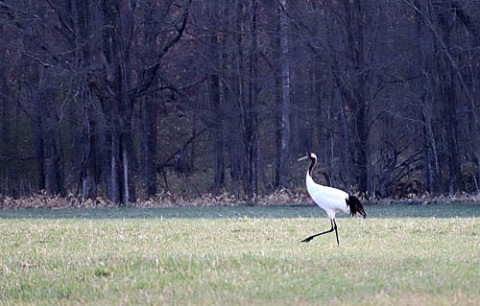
<box><xmin>1</xmin><ymin>204</ymin><xmax>479</xmax><ymax>305</ymax></box>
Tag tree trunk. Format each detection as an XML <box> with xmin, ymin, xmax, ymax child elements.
<box><xmin>343</xmin><ymin>0</ymin><xmax>369</xmax><ymax>195</ymax></box>
<box><xmin>432</xmin><ymin>1</ymin><xmax>462</xmax><ymax>194</ymax></box>
<box><xmin>44</xmin><ymin>122</ymin><xmax>63</xmax><ymax>195</ymax></box>
<box><xmin>142</xmin><ymin>95</ymin><xmax>158</xmax><ymax>197</ymax></box>
<box><xmin>335</xmin><ymin>81</ymin><xmax>352</xmax><ymax>186</ymax></box>
<box><xmin>209</xmin><ymin>1</ymin><xmax>225</xmax><ymax>194</ymax></box>
<box><xmin>31</xmin><ymin>95</ymin><xmax>46</xmax><ymax>192</ymax></box>
<box><xmin>82</xmin><ymin>111</ymin><xmax>97</xmax><ymax>201</ymax></box>
<box><xmin>278</xmin><ymin>0</ymin><xmax>291</xmax><ymax>188</ymax></box>
<box><xmin>246</xmin><ymin>0</ymin><xmax>258</xmax><ymax>198</ymax></box>
<box><xmin>29</xmin><ymin>76</ymin><xmax>64</xmax><ymax>195</ymax></box>
<box><xmin>139</xmin><ymin>0</ymin><xmax>157</xmax><ymax>198</ymax></box>
<box><xmin>76</xmin><ymin>0</ymin><xmax>98</xmax><ymax>201</ymax></box>
<box><xmin>100</xmin><ymin>0</ymin><xmax>135</xmax><ymax>205</ymax></box>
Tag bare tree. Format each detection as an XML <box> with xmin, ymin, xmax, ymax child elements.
<box><xmin>2</xmin><ymin>0</ymin><xmax>480</xmax><ymax>202</ymax></box>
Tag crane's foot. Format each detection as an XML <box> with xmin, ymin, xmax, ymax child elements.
<box><xmin>301</xmin><ymin>236</ymin><xmax>313</xmax><ymax>243</ymax></box>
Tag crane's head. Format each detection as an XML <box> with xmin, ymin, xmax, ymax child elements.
<box><xmin>297</xmin><ymin>152</ymin><xmax>317</xmax><ymax>162</ymax></box>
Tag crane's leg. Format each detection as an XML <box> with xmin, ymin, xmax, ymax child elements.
<box><xmin>333</xmin><ymin>219</ymin><xmax>339</xmax><ymax>246</ymax></box>
<box><xmin>301</xmin><ymin>219</ymin><xmax>338</xmax><ymax>244</ymax></box>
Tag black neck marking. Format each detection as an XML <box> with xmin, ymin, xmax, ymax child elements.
<box><xmin>308</xmin><ymin>155</ymin><xmax>316</xmax><ymax>177</ymax></box>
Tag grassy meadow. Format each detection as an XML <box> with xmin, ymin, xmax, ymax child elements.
<box><xmin>0</xmin><ymin>204</ymin><xmax>479</xmax><ymax>305</ymax></box>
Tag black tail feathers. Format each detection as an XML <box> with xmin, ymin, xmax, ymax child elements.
<box><xmin>346</xmin><ymin>195</ymin><xmax>367</xmax><ymax>218</ymax></box>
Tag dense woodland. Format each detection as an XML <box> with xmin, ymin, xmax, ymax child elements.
<box><xmin>1</xmin><ymin>0</ymin><xmax>480</xmax><ymax>205</ymax></box>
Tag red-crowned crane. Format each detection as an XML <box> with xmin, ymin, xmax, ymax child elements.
<box><xmin>298</xmin><ymin>152</ymin><xmax>367</xmax><ymax>246</ymax></box>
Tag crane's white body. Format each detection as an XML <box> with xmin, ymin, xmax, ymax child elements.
<box><xmin>305</xmin><ymin>171</ymin><xmax>350</xmax><ymax>219</ymax></box>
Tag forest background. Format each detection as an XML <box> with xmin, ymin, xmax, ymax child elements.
<box><xmin>1</xmin><ymin>0</ymin><xmax>480</xmax><ymax>206</ymax></box>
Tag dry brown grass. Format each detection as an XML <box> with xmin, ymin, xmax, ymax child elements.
<box><xmin>1</xmin><ymin>189</ymin><xmax>480</xmax><ymax>210</ymax></box>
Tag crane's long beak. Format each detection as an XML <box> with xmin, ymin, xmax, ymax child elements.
<box><xmin>297</xmin><ymin>155</ymin><xmax>309</xmax><ymax>161</ymax></box>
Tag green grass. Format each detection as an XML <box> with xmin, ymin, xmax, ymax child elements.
<box><xmin>0</xmin><ymin>204</ymin><xmax>479</xmax><ymax>305</ymax></box>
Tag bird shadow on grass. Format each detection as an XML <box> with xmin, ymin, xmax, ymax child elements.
<box><xmin>0</xmin><ymin>203</ymin><xmax>479</xmax><ymax>220</ymax></box>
